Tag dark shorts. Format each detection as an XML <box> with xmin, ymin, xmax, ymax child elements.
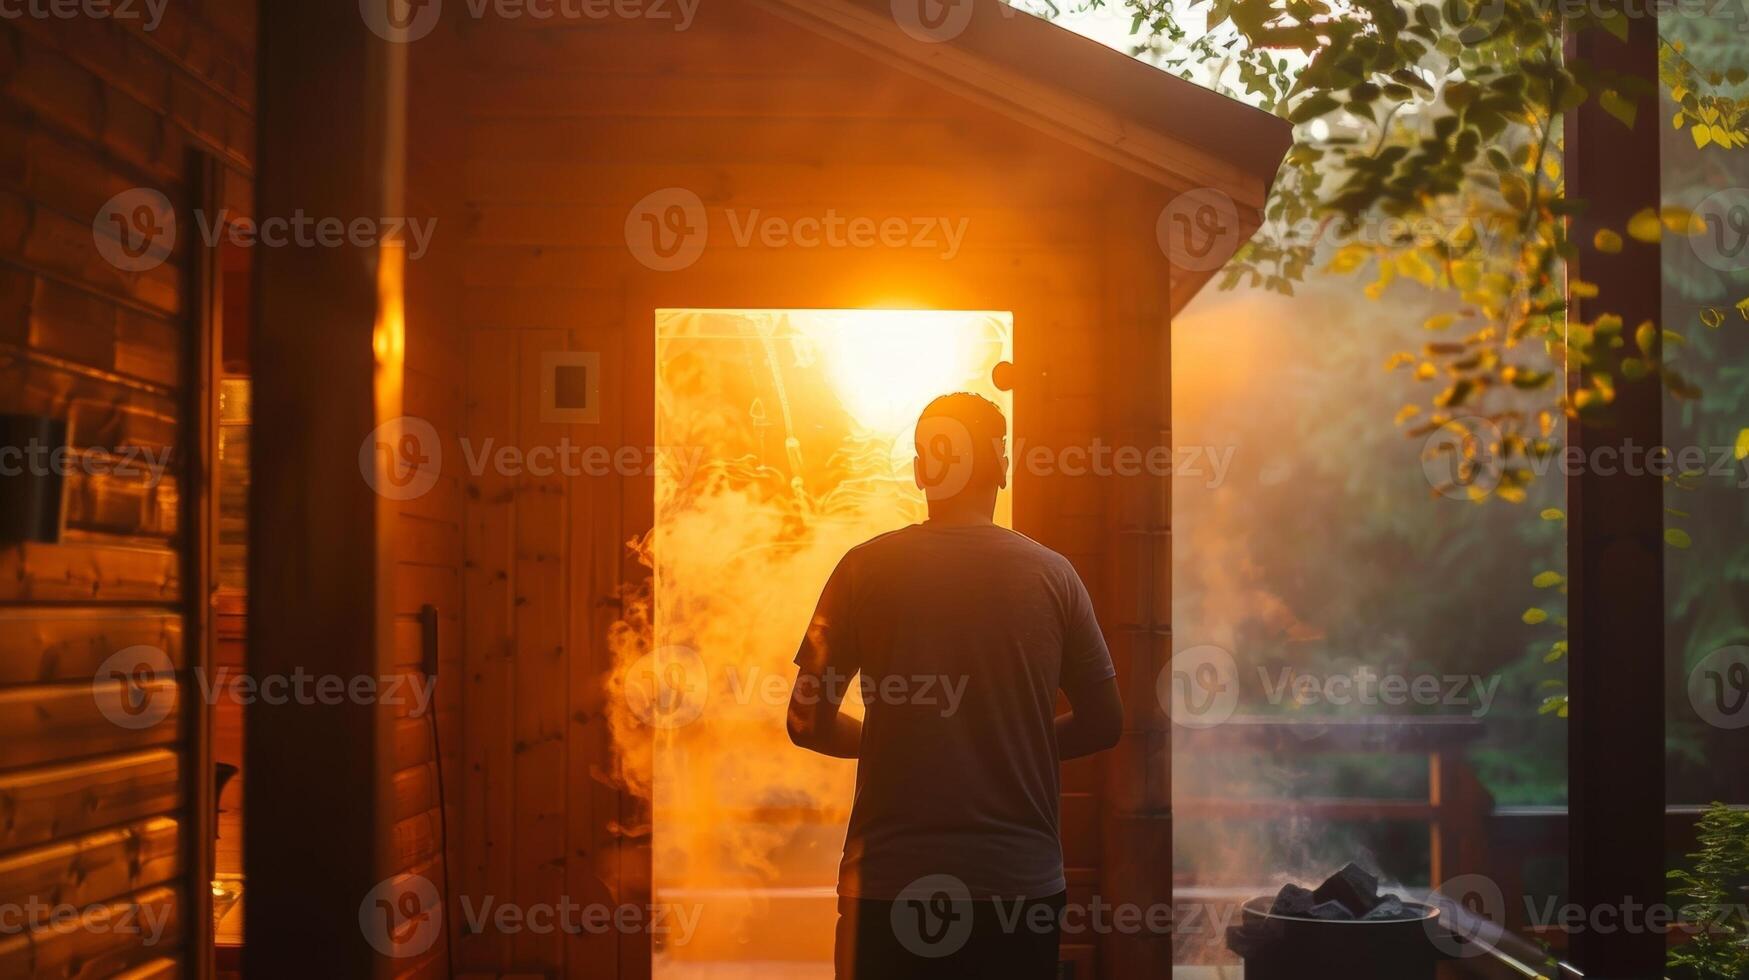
<box><xmin>834</xmin><ymin>891</ymin><xmax>1067</xmax><ymax>980</ymax></box>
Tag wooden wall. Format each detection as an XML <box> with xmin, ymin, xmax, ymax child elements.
<box><xmin>0</xmin><ymin>2</ymin><xmax>254</xmax><ymax>977</ymax></box>
<box><xmin>394</xmin><ymin>16</ymin><xmax>471</xmax><ymax>980</ymax></box>
<box><xmin>449</xmin><ymin>5</ymin><xmax>1179</xmax><ymax>976</ymax></box>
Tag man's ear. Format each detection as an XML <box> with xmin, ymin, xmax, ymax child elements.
<box><xmin>998</xmin><ymin>446</ymin><xmax>1010</xmax><ymax>491</ymax></box>
<box><xmin>912</xmin><ymin>455</ymin><xmax>924</xmax><ymax>492</ymax></box>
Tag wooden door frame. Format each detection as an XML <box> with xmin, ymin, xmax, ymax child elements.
<box><xmin>182</xmin><ymin>148</ymin><xmax>222</xmax><ymax>980</ymax></box>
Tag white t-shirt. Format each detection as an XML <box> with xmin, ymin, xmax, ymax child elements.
<box><xmin>795</xmin><ymin>521</ymin><xmax>1116</xmax><ymax>901</ymax></box>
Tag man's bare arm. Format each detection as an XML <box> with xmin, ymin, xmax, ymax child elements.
<box><xmin>787</xmin><ymin>665</ymin><xmax>863</xmax><ymax>759</ymax></box>
<box><xmin>1055</xmin><ymin>674</ymin><xmax>1122</xmax><ymax>760</ymax></box>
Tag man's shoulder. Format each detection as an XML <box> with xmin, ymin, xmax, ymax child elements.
<box><xmin>997</xmin><ymin>526</ymin><xmax>1067</xmax><ymax>560</ymax></box>
<box><xmin>835</xmin><ymin>525</ymin><xmax>923</xmax><ymax>573</ymax></box>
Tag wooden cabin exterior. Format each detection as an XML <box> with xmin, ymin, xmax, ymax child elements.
<box><xmin>0</xmin><ymin>1</ymin><xmax>1287</xmax><ymax>978</ymax></box>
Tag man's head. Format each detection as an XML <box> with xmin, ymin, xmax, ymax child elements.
<box><xmin>913</xmin><ymin>392</ymin><xmax>1008</xmax><ymax>518</ymax></box>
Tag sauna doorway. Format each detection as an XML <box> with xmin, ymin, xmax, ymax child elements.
<box><xmin>647</xmin><ymin>309</ymin><xmax>1013</xmax><ymax>976</ymax></box>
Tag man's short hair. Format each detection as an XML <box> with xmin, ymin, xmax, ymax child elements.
<box><xmin>915</xmin><ymin>392</ymin><xmax>1007</xmax><ymax>494</ymax></box>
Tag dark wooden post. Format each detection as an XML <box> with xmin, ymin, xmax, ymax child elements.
<box><xmin>1099</xmin><ymin>191</ymin><xmax>1175</xmax><ymax>978</ymax></box>
<box><xmin>247</xmin><ymin>2</ymin><xmax>407</xmax><ymax>977</ymax></box>
<box><xmin>1563</xmin><ymin>5</ymin><xmax>1665</xmax><ymax>977</ymax></box>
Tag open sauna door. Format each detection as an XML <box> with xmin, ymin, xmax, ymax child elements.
<box><xmin>646</xmin><ymin>309</ymin><xmax>1012</xmax><ymax>976</ymax></box>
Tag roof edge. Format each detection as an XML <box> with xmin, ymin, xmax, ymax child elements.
<box><xmin>751</xmin><ymin>0</ymin><xmax>1292</xmax><ymax>212</ymax></box>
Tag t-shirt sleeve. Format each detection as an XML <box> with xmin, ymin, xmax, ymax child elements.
<box><xmin>1060</xmin><ymin>562</ymin><xmax>1116</xmax><ymax>691</ymax></box>
<box><xmin>794</xmin><ymin>555</ymin><xmax>858</xmax><ymax>677</ymax></box>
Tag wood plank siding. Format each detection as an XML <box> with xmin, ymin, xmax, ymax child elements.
<box><xmin>431</xmin><ymin>4</ymin><xmax>1197</xmax><ymax>976</ymax></box>
<box><xmin>0</xmin><ymin>3</ymin><xmax>253</xmax><ymax>978</ymax></box>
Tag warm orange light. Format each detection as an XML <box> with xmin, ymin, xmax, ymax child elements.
<box><xmin>806</xmin><ymin>310</ymin><xmax>991</xmax><ymax>438</ymax></box>
<box><xmin>632</xmin><ymin>308</ymin><xmax>1013</xmax><ymax>973</ymax></box>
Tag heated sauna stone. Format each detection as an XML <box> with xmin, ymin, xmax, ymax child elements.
<box><xmin>1313</xmin><ymin>861</ymin><xmax>1381</xmax><ymax>916</ymax></box>
<box><xmin>1362</xmin><ymin>895</ymin><xmax>1415</xmax><ymax>921</ymax></box>
<box><xmin>1307</xmin><ymin>900</ymin><xmax>1356</xmax><ymax>921</ymax></box>
<box><xmin>1270</xmin><ymin>883</ymin><xmax>1316</xmax><ymax>917</ymax></box>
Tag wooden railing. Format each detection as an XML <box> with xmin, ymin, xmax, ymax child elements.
<box><xmin>1173</xmin><ymin>715</ymin><xmax>1495</xmax><ymax>887</ymax></box>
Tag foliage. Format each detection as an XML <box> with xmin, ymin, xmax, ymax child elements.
<box><xmin>1085</xmin><ymin>0</ymin><xmax>1749</xmax><ymax>497</ymax></box>
<box><xmin>1668</xmin><ymin>803</ymin><xmax>1749</xmax><ymax>980</ymax></box>
<box><xmin>1078</xmin><ymin>0</ymin><xmax>1749</xmax><ymax>738</ymax></box>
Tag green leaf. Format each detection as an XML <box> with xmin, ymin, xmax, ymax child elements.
<box><xmin>1665</xmin><ymin>528</ymin><xmax>1693</xmax><ymax>549</ymax></box>
<box><xmin>1736</xmin><ymin>428</ymin><xmax>1749</xmax><ymax>462</ymax></box>
<box><xmin>1599</xmin><ymin>89</ymin><xmax>1637</xmax><ymax>129</ymax></box>
<box><xmin>1290</xmin><ymin>93</ymin><xmax>1340</xmax><ymax>123</ymax></box>
<box><xmin>1523</xmin><ymin>608</ymin><xmax>1549</xmax><ymax>625</ymax></box>
<box><xmin>1541</xmin><ymin>508</ymin><xmax>1565</xmax><ymax>521</ymax></box>
<box><xmin>1533</xmin><ymin>571</ymin><xmax>1565</xmax><ymax>588</ymax></box>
